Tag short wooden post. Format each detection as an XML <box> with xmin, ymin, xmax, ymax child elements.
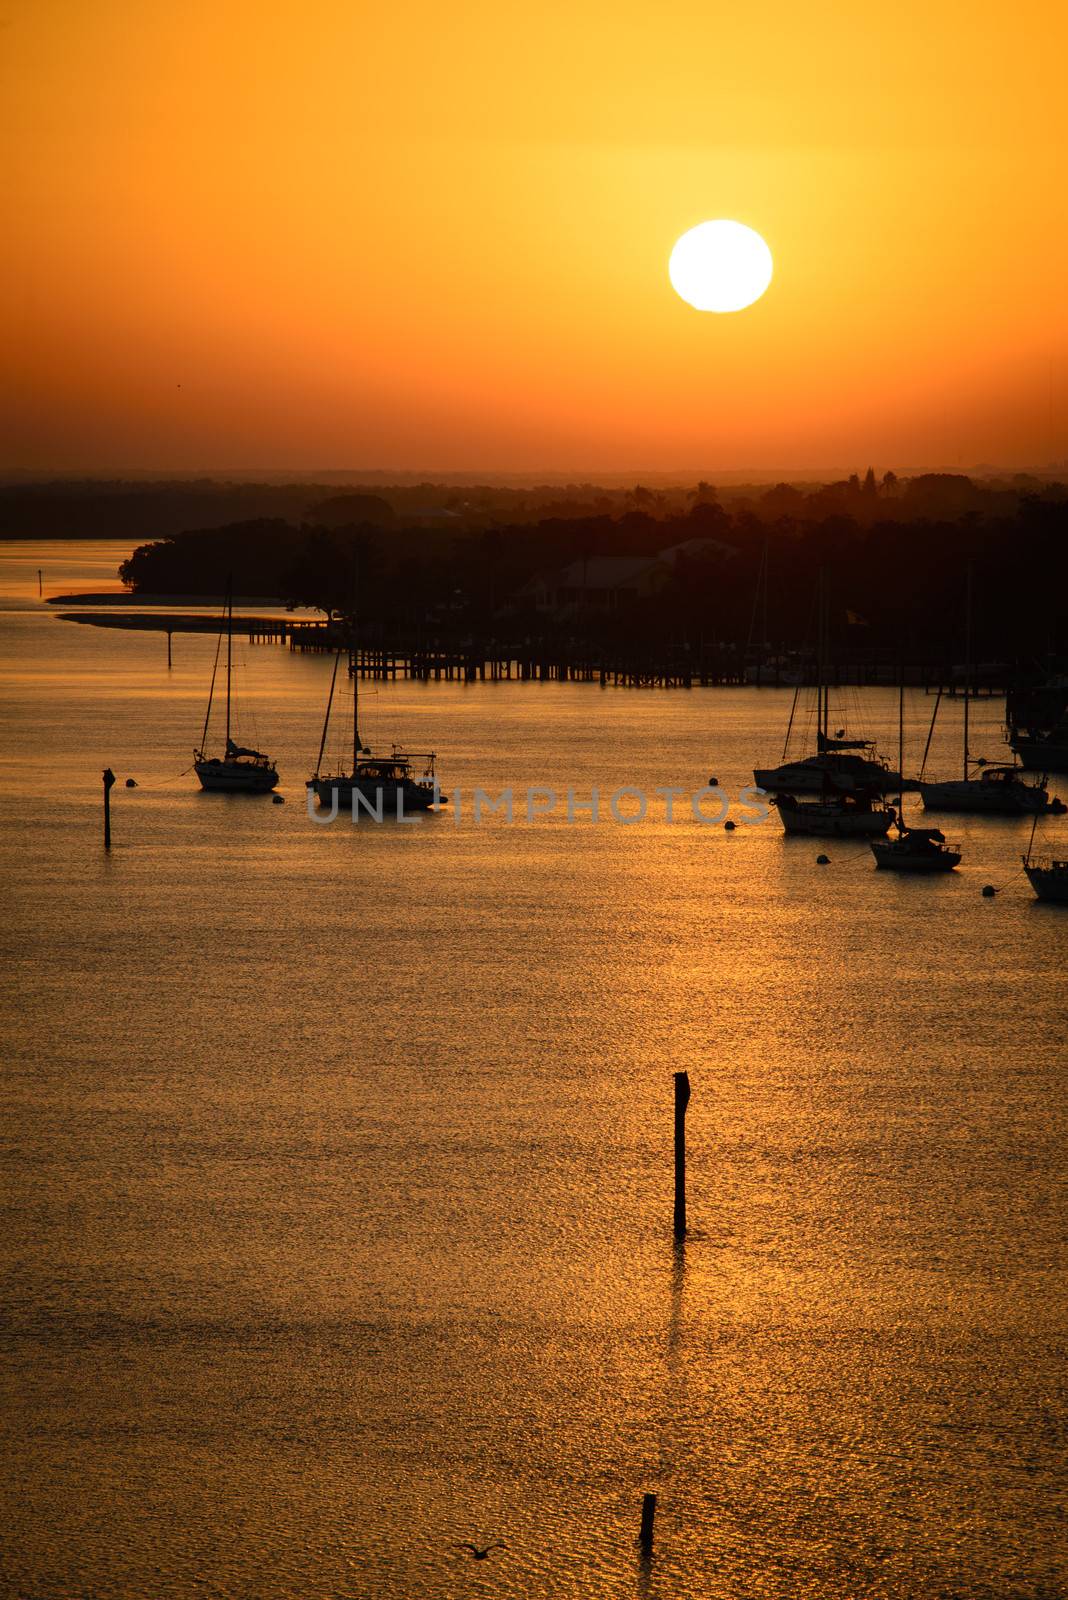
<box><xmin>674</xmin><ymin>1071</ymin><xmax>690</xmax><ymax>1239</ymax></box>
<box><xmin>638</xmin><ymin>1492</ymin><xmax>657</xmax><ymax>1554</ymax></box>
<box><xmin>103</xmin><ymin>766</ymin><xmax>116</xmax><ymax>850</ymax></box>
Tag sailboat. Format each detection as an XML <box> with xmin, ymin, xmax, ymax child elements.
<box><xmin>1022</xmin><ymin>815</ymin><xmax>1068</xmax><ymax>903</ymax></box>
<box><xmin>1005</xmin><ymin>672</ymin><xmax>1068</xmax><ymax>773</ymax></box>
<box><xmin>919</xmin><ymin>568</ymin><xmax>1060</xmax><ymax>816</ymax></box>
<box><xmin>871</xmin><ymin>677</ymin><xmax>961</xmax><ymax>872</ymax></box>
<box><xmin>772</xmin><ymin>782</ymin><xmax>893</xmax><ymax>837</ymax></box>
<box><xmin>194</xmin><ymin>583</ymin><xmax>279</xmax><ymax>792</ymax></box>
<box><xmin>762</xmin><ymin>576</ymin><xmax>903</xmax><ymax>831</ymax></box>
<box><xmin>756</xmin><ymin>730</ymin><xmax>910</xmax><ymax>797</ymax></box>
<box><xmin>307</xmin><ymin>648</ymin><xmax>442</xmax><ymax>815</ymax></box>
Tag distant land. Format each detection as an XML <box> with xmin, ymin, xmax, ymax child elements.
<box><xmin>3</xmin><ymin>470</ymin><xmax>1067</xmax><ymax>542</ymax></box>
<box><xmin>17</xmin><ymin>470</ymin><xmax>1061</xmax><ymax>670</ymax></box>
<box><xmin>3</xmin><ymin>464</ymin><xmax>1068</xmax><ymax>490</ymax></box>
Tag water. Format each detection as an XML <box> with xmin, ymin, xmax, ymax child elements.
<box><xmin>2</xmin><ymin>542</ymin><xmax>1066</xmax><ymax>1599</ymax></box>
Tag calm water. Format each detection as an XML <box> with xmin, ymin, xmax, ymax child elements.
<box><xmin>1</xmin><ymin>543</ymin><xmax>1066</xmax><ymax>1600</ymax></box>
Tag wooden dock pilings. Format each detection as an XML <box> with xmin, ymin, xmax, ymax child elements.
<box><xmin>56</xmin><ymin>611</ymin><xmax>1015</xmax><ymax>694</ymax></box>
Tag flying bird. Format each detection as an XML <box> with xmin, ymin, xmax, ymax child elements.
<box><xmin>456</xmin><ymin>1542</ymin><xmax>506</xmax><ymax>1560</ymax></box>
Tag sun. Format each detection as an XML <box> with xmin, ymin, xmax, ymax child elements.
<box><xmin>669</xmin><ymin>220</ymin><xmax>773</xmax><ymax>313</ymax></box>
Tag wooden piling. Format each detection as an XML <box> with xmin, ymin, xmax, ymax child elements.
<box><xmin>102</xmin><ymin>767</ymin><xmax>116</xmax><ymax>850</ymax></box>
<box><xmin>674</xmin><ymin>1071</ymin><xmax>690</xmax><ymax>1240</ymax></box>
<box><xmin>166</xmin><ymin>630</ymin><xmax>172</xmax><ymax>668</ymax></box>
<box><xmin>638</xmin><ymin>1492</ymin><xmax>657</xmax><ymax>1554</ymax></box>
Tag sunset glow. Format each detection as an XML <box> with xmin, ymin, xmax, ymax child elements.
<box><xmin>2</xmin><ymin>0</ymin><xmax>1066</xmax><ymax>471</ymax></box>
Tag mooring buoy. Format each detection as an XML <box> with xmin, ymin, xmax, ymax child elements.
<box><xmin>816</xmin><ymin>853</ymin><xmax>830</xmax><ymax>865</ymax></box>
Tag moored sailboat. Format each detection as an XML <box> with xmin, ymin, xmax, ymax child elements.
<box><xmin>756</xmin><ymin>730</ymin><xmax>911</xmax><ymax>796</ymax></box>
<box><xmin>918</xmin><ymin>570</ymin><xmax>1061</xmax><ymax>816</ymax></box>
<box><xmin>871</xmin><ymin>677</ymin><xmax>960</xmax><ymax>872</ymax></box>
<box><xmin>1005</xmin><ymin>673</ymin><xmax>1068</xmax><ymax>774</ymax></box>
<box><xmin>919</xmin><ymin>761</ymin><xmax>1059</xmax><ymax>815</ymax></box>
<box><xmin>764</xmin><ymin>575</ymin><xmax>904</xmax><ymax>833</ymax></box>
<box><xmin>1022</xmin><ymin>815</ymin><xmax>1068</xmax><ymax>903</ymax></box>
<box><xmin>772</xmin><ymin>780</ymin><xmax>893</xmax><ymax>838</ymax></box>
<box><xmin>754</xmin><ymin>576</ymin><xmax>914</xmax><ymax>796</ymax></box>
<box><xmin>871</xmin><ymin>823</ymin><xmax>961</xmax><ymax>872</ymax></box>
<box><xmin>307</xmin><ymin>649</ymin><xmax>443</xmax><ymax>816</ymax></box>
<box><xmin>194</xmin><ymin>583</ymin><xmax>278</xmax><ymax>792</ymax></box>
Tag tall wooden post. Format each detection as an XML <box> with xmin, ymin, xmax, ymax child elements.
<box><xmin>638</xmin><ymin>1492</ymin><xmax>657</xmax><ymax>1555</ymax></box>
<box><xmin>102</xmin><ymin>767</ymin><xmax>116</xmax><ymax>850</ymax></box>
<box><xmin>37</xmin><ymin>569</ymin><xmax>43</xmax><ymax>596</ymax></box>
<box><xmin>674</xmin><ymin>1071</ymin><xmax>690</xmax><ymax>1240</ymax></box>
<box><xmin>167</xmin><ymin>630</ymin><xmax>172</xmax><ymax>668</ymax></box>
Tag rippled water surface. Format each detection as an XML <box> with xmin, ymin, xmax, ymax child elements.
<box><xmin>2</xmin><ymin>543</ymin><xmax>1066</xmax><ymax>1599</ymax></box>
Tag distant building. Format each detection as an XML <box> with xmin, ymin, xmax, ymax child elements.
<box><xmin>657</xmin><ymin>535</ymin><xmax>737</xmax><ymax>568</ymax></box>
<box><xmin>521</xmin><ymin>555</ymin><xmax>672</xmax><ymax>617</ymax></box>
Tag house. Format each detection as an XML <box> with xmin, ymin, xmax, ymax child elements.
<box><xmin>521</xmin><ymin>555</ymin><xmax>672</xmax><ymax>617</ymax></box>
<box><xmin>657</xmin><ymin>535</ymin><xmax>737</xmax><ymax>568</ymax></box>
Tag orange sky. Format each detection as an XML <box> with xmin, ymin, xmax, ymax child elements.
<box><xmin>3</xmin><ymin>1</ymin><xmax>1066</xmax><ymax>475</ymax></box>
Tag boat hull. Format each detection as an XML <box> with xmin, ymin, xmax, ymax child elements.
<box><xmin>870</xmin><ymin>841</ymin><xmax>960</xmax><ymax>871</ymax></box>
<box><xmin>755</xmin><ymin>758</ymin><xmax>913</xmax><ymax>796</ymax></box>
<box><xmin>195</xmin><ymin>758</ymin><xmax>278</xmax><ymax>793</ymax></box>
<box><xmin>309</xmin><ymin>776</ymin><xmax>439</xmax><ymax>814</ymax></box>
<box><xmin>774</xmin><ymin>797</ymin><xmax>892</xmax><ymax>837</ymax></box>
<box><xmin>1023</xmin><ymin>862</ymin><xmax>1068</xmax><ymax>903</ymax></box>
<box><xmin>918</xmin><ymin>779</ymin><xmax>1050</xmax><ymax>815</ymax></box>
<box><xmin>1010</xmin><ymin>736</ymin><xmax>1068</xmax><ymax>774</ymax></box>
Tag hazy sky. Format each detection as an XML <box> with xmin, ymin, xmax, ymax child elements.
<box><xmin>3</xmin><ymin>1</ymin><xmax>1066</xmax><ymax>474</ymax></box>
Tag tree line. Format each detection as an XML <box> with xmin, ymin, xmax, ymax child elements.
<box><xmin>112</xmin><ymin>483</ymin><xmax>1068</xmax><ymax>664</ymax></box>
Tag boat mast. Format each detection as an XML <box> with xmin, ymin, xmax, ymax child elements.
<box><xmin>350</xmin><ymin>574</ymin><xmax>362</xmax><ymax>769</ymax></box>
<box><xmin>963</xmin><ymin>561</ymin><xmax>972</xmax><ymax>782</ymax></box>
<box><xmin>897</xmin><ymin>663</ymin><xmax>905</xmax><ymax>825</ymax></box>
<box><xmin>824</xmin><ymin>572</ymin><xmax>831</xmax><ymax>745</ymax></box>
<box><xmin>898</xmin><ymin>672</ymin><xmax>903</xmax><ymax>788</ymax></box>
<box><xmin>199</xmin><ymin>624</ymin><xmax>223</xmax><ymax>752</ymax></box>
<box><xmin>920</xmin><ymin>688</ymin><xmax>942</xmax><ymax>781</ymax></box>
<box><xmin>745</xmin><ymin>539</ymin><xmax>768</xmax><ymax>671</ymax></box>
<box><xmin>352</xmin><ymin>645</ymin><xmax>360</xmax><ymax>769</ymax></box>
<box><xmin>224</xmin><ymin>575</ymin><xmax>233</xmax><ymax>750</ymax></box>
<box><xmin>762</xmin><ymin>539</ymin><xmax>769</xmax><ymax>660</ymax></box>
<box><xmin>315</xmin><ymin>651</ymin><xmax>341</xmax><ymax>778</ymax></box>
<box><xmin>782</xmin><ymin>682</ymin><xmax>801</xmax><ymax>761</ymax></box>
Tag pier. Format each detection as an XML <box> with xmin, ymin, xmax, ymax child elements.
<box><xmin>55</xmin><ymin>608</ymin><xmax>1015</xmax><ymax>694</ymax></box>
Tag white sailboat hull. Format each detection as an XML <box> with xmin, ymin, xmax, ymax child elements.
<box><xmin>309</xmin><ymin>775</ymin><xmax>438</xmax><ymax>814</ymax></box>
<box><xmin>195</xmin><ymin>757</ymin><xmax>278</xmax><ymax>792</ymax></box>
<box><xmin>755</xmin><ymin>756</ymin><xmax>911</xmax><ymax>796</ymax></box>
<box><xmin>919</xmin><ymin>778</ymin><xmax>1050</xmax><ymax>815</ymax></box>
<box><xmin>773</xmin><ymin>796</ymin><xmax>892</xmax><ymax>837</ymax></box>
<box><xmin>195</xmin><ymin>585</ymin><xmax>279</xmax><ymax>792</ymax></box>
